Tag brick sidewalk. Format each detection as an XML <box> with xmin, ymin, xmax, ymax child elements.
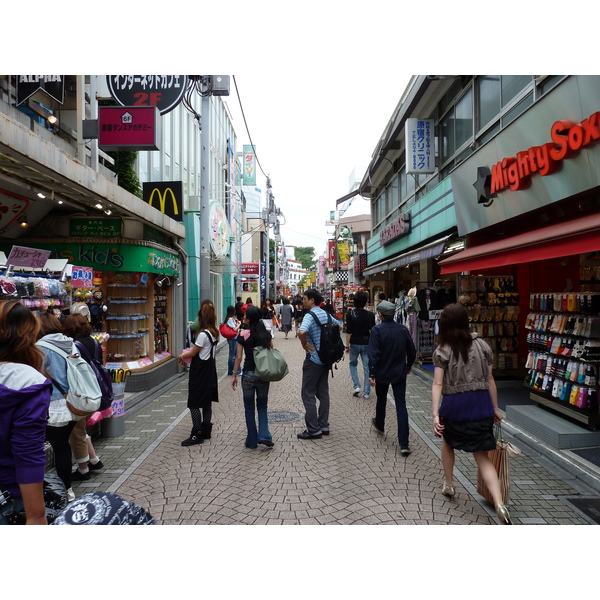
<box><xmin>73</xmin><ymin>330</ymin><xmax>593</xmax><ymax>524</ymax></box>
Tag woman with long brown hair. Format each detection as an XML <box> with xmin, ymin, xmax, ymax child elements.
<box><xmin>178</xmin><ymin>301</ymin><xmax>220</xmax><ymax>446</ymax></box>
<box><xmin>0</xmin><ymin>300</ymin><xmax>52</xmax><ymax>525</ymax></box>
<box><xmin>431</xmin><ymin>303</ymin><xmax>512</xmax><ymax>525</ymax></box>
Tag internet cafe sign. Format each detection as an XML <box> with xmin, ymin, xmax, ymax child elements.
<box><xmin>106</xmin><ymin>76</ymin><xmax>188</xmax><ymax>115</ymax></box>
<box><xmin>486</xmin><ymin>110</ymin><xmax>600</xmax><ymax>200</ymax></box>
<box><xmin>380</xmin><ymin>213</ymin><xmax>411</xmax><ymax>245</ymax></box>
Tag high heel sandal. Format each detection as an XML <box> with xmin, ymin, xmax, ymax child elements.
<box><xmin>441</xmin><ymin>484</ymin><xmax>455</xmax><ymax>498</ymax></box>
<box><xmin>495</xmin><ymin>505</ymin><xmax>513</xmax><ymax>525</ymax></box>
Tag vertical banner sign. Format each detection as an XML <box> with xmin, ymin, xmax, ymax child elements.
<box><xmin>259</xmin><ymin>261</ymin><xmax>266</xmax><ymax>302</ymax></box>
<box><xmin>327</xmin><ymin>241</ymin><xmax>337</xmax><ymax>268</ymax></box>
<box><xmin>318</xmin><ymin>256</ymin><xmax>325</xmax><ymax>284</ymax></box>
<box><xmin>406</xmin><ymin>118</ymin><xmax>435</xmax><ymax>174</ymax></box>
<box><xmin>243</xmin><ymin>145</ymin><xmax>256</xmax><ymax>185</ymax></box>
<box><xmin>337</xmin><ymin>241</ymin><xmax>350</xmax><ymax>267</ymax></box>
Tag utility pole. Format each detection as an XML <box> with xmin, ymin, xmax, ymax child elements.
<box><xmin>199</xmin><ymin>89</ymin><xmax>212</xmax><ymax>304</ymax></box>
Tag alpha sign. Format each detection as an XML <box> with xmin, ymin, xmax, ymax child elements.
<box><xmin>489</xmin><ymin>110</ymin><xmax>600</xmax><ymax>196</ymax></box>
<box><xmin>143</xmin><ymin>181</ymin><xmax>183</xmax><ymax>222</ymax></box>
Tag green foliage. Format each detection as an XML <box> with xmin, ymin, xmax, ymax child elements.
<box><xmin>295</xmin><ymin>246</ymin><xmax>316</xmax><ymax>269</ymax></box>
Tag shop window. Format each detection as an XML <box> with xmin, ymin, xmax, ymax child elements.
<box><xmin>501</xmin><ymin>75</ymin><xmax>530</xmax><ymax>107</ymax></box>
<box><xmin>478</xmin><ymin>76</ymin><xmax>501</xmax><ymax>129</ymax></box>
<box><xmin>501</xmin><ymin>93</ymin><xmax>533</xmax><ymax>128</ymax></box>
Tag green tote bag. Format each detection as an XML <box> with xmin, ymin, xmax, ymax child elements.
<box><xmin>252</xmin><ymin>346</ymin><xmax>289</xmax><ymax>382</ymax></box>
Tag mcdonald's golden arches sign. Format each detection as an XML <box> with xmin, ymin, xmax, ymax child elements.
<box><xmin>142</xmin><ymin>181</ymin><xmax>183</xmax><ymax>222</ymax></box>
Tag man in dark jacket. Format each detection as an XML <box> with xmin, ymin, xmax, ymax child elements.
<box><xmin>368</xmin><ymin>300</ymin><xmax>416</xmax><ymax>455</ymax></box>
<box><xmin>345</xmin><ymin>290</ymin><xmax>375</xmax><ymax>398</ymax></box>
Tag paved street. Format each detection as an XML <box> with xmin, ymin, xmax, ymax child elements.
<box><xmin>71</xmin><ymin>331</ymin><xmax>599</xmax><ymax>525</ymax></box>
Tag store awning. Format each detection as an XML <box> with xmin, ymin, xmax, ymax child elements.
<box><xmin>439</xmin><ymin>213</ymin><xmax>600</xmax><ymax>274</ymax></box>
<box><xmin>363</xmin><ymin>236</ymin><xmax>450</xmax><ymax>277</ymax></box>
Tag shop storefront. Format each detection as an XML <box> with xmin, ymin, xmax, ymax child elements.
<box><xmin>364</xmin><ymin>177</ymin><xmax>459</xmax><ymax>363</ymax></box>
<box><xmin>1</xmin><ymin>230</ymin><xmax>182</xmax><ymax>392</ymax></box>
<box><xmin>440</xmin><ymin>76</ymin><xmax>600</xmax><ymax>427</ymax></box>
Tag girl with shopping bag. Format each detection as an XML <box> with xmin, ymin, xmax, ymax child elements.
<box><xmin>431</xmin><ymin>303</ymin><xmax>513</xmax><ymax>525</ymax></box>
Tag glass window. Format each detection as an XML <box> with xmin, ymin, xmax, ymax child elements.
<box><xmin>441</xmin><ymin>111</ymin><xmax>455</xmax><ymax>163</ymax></box>
<box><xmin>478</xmin><ymin>76</ymin><xmax>500</xmax><ymax>129</ymax></box>
<box><xmin>399</xmin><ymin>169</ymin><xmax>406</xmax><ymax>203</ymax></box>
<box><xmin>388</xmin><ymin>177</ymin><xmax>398</xmax><ymax>213</ymax></box>
<box><xmin>501</xmin><ymin>93</ymin><xmax>533</xmax><ymax>127</ymax></box>
<box><xmin>501</xmin><ymin>75</ymin><xmax>530</xmax><ymax>107</ymax></box>
<box><xmin>455</xmin><ymin>88</ymin><xmax>473</xmax><ymax>149</ymax></box>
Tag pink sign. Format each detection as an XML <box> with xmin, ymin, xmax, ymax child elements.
<box><xmin>70</xmin><ymin>266</ymin><xmax>93</xmax><ymax>288</ymax></box>
<box><xmin>7</xmin><ymin>245</ymin><xmax>51</xmax><ymax>269</ymax></box>
<box><xmin>98</xmin><ymin>106</ymin><xmax>160</xmax><ymax>151</ymax></box>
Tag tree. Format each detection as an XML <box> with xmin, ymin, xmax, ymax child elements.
<box><xmin>295</xmin><ymin>246</ymin><xmax>316</xmax><ymax>270</ymax></box>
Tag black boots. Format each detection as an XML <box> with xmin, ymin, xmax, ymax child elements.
<box><xmin>200</xmin><ymin>423</ymin><xmax>213</xmax><ymax>440</ymax></box>
<box><xmin>181</xmin><ymin>424</ymin><xmax>212</xmax><ymax>446</ymax></box>
<box><xmin>181</xmin><ymin>429</ymin><xmax>203</xmax><ymax>446</ymax></box>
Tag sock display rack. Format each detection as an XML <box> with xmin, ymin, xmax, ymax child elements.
<box><xmin>458</xmin><ymin>275</ymin><xmax>520</xmax><ymax>371</ymax></box>
<box><xmin>525</xmin><ymin>292</ymin><xmax>600</xmax><ymax>429</ymax></box>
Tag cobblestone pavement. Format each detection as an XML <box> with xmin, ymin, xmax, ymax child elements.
<box><xmin>71</xmin><ymin>331</ymin><xmax>598</xmax><ymax>525</ymax></box>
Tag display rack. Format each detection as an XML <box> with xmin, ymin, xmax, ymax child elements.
<box><xmin>525</xmin><ymin>292</ymin><xmax>600</xmax><ymax>429</ymax></box>
<box><xmin>458</xmin><ymin>275</ymin><xmax>520</xmax><ymax>371</ymax></box>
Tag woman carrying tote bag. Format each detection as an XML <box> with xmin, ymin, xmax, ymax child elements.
<box><xmin>231</xmin><ymin>305</ymin><xmax>274</xmax><ymax>449</ymax></box>
<box><xmin>431</xmin><ymin>303</ymin><xmax>513</xmax><ymax>525</ymax></box>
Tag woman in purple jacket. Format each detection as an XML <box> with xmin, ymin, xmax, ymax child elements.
<box><xmin>0</xmin><ymin>300</ymin><xmax>52</xmax><ymax>525</ymax></box>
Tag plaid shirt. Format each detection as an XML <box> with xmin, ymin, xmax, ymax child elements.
<box><xmin>299</xmin><ymin>306</ymin><xmax>340</xmax><ymax>366</ymax></box>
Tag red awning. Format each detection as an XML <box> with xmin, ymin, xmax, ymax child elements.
<box><xmin>439</xmin><ymin>212</ymin><xmax>600</xmax><ymax>274</ymax></box>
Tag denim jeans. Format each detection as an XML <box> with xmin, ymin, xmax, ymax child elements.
<box><xmin>374</xmin><ymin>380</ymin><xmax>409</xmax><ymax>447</ymax></box>
<box><xmin>349</xmin><ymin>344</ymin><xmax>370</xmax><ymax>395</ymax></box>
<box><xmin>241</xmin><ymin>371</ymin><xmax>271</xmax><ymax>448</ymax></box>
<box><xmin>227</xmin><ymin>338</ymin><xmax>240</xmax><ymax>375</ymax></box>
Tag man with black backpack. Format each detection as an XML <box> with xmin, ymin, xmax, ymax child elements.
<box><xmin>297</xmin><ymin>289</ymin><xmax>344</xmax><ymax>440</ymax></box>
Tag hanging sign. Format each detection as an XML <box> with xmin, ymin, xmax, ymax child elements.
<box><xmin>16</xmin><ymin>75</ymin><xmax>65</xmax><ymax>106</ymax></box>
<box><xmin>406</xmin><ymin>118</ymin><xmax>435</xmax><ymax>174</ymax></box>
<box><xmin>6</xmin><ymin>245</ymin><xmax>51</xmax><ymax>269</ymax></box>
<box><xmin>143</xmin><ymin>181</ymin><xmax>183</xmax><ymax>221</ymax></box>
<box><xmin>70</xmin><ymin>266</ymin><xmax>93</xmax><ymax>288</ymax></box>
<box><xmin>98</xmin><ymin>106</ymin><xmax>160</xmax><ymax>151</ymax></box>
<box><xmin>243</xmin><ymin>145</ymin><xmax>256</xmax><ymax>185</ymax></box>
<box><xmin>106</xmin><ymin>76</ymin><xmax>188</xmax><ymax>115</ymax></box>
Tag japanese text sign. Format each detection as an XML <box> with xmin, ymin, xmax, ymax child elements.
<box><xmin>406</xmin><ymin>118</ymin><xmax>435</xmax><ymax>174</ymax></box>
<box><xmin>98</xmin><ymin>106</ymin><xmax>160</xmax><ymax>151</ymax></box>
<box><xmin>70</xmin><ymin>266</ymin><xmax>93</xmax><ymax>288</ymax></box>
<box><xmin>7</xmin><ymin>245</ymin><xmax>51</xmax><ymax>269</ymax></box>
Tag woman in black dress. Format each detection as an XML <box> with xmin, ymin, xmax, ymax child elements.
<box><xmin>178</xmin><ymin>302</ymin><xmax>220</xmax><ymax>446</ymax></box>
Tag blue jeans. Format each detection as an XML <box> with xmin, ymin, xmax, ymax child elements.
<box><xmin>349</xmin><ymin>344</ymin><xmax>370</xmax><ymax>395</ymax></box>
<box><xmin>242</xmin><ymin>371</ymin><xmax>271</xmax><ymax>448</ymax></box>
<box><xmin>227</xmin><ymin>338</ymin><xmax>239</xmax><ymax>375</ymax></box>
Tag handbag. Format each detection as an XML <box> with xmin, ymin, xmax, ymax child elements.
<box><xmin>476</xmin><ymin>422</ymin><xmax>517</xmax><ymax>506</ymax></box>
<box><xmin>220</xmin><ymin>322</ymin><xmax>238</xmax><ymax>340</ymax></box>
<box><xmin>253</xmin><ymin>346</ymin><xmax>289</xmax><ymax>382</ymax></box>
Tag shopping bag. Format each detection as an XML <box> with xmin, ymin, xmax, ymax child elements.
<box><xmin>476</xmin><ymin>423</ymin><xmax>514</xmax><ymax>506</ymax></box>
<box><xmin>253</xmin><ymin>346</ymin><xmax>289</xmax><ymax>382</ymax></box>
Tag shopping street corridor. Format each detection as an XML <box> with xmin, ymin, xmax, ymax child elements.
<box><xmin>71</xmin><ymin>331</ymin><xmax>597</xmax><ymax>525</ymax></box>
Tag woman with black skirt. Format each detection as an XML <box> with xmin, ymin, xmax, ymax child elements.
<box><xmin>178</xmin><ymin>302</ymin><xmax>220</xmax><ymax>446</ymax></box>
<box><xmin>431</xmin><ymin>303</ymin><xmax>512</xmax><ymax>524</ymax></box>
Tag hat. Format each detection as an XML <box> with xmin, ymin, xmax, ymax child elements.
<box><xmin>376</xmin><ymin>300</ymin><xmax>396</xmax><ymax>316</ymax></box>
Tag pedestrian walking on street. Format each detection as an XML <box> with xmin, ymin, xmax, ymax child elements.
<box><xmin>234</xmin><ymin>296</ymin><xmax>244</xmax><ymax>321</ymax></box>
<box><xmin>279</xmin><ymin>297</ymin><xmax>294</xmax><ymax>339</ymax></box>
<box><xmin>223</xmin><ymin>305</ymin><xmax>242</xmax><ymax>376</ymax></box>
<box><xmin>231</xmin><ymin>305</ymin><xmax>274</xmax><ymax>448</ymax></box>
<box><xmin>297</xmin><ymin>289</ymin><xmax>340</xmax><ymax>439</ymax></box>
<box><xmin>178</xmin><ymin>302</ymin><xmax>220</xmax><ymax>446</ymax></box>
<box><xmin>368</xmin><ymin>300</ymin><xmax>416</xmax><ymax>455</ymax></box>
<box><xmin>431</xmin><ymin>303</ymin><xmax>512</xmax><ymax>525</ymax></box>
<box><xmin>345</xmin><ymin>290</ymin><xmax>375</xmax><ymax>399</ymax></box>
<box><xmin>0</xmin><ymin>300</ymin><xmax>52</xmax><ymax>525</ymax></box>
<box><xmin>293</xmin><ymin>296</ymin><xmax>304</xmax><ymax>337</ymax></box>
<box><xmin>261</xmin><ymin>298</ymin><xmax>276</xmax><ymax>338</ymax></box>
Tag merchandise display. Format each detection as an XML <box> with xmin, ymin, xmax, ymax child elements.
<box><xmin>525</xmin><ymin>292</ymin><xmax>600</xmax><ymax>427</ymax></box>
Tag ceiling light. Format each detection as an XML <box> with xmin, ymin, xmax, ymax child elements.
<box><xmin>94</xmin><ymin>203</ymin><xmax>103</xmax><ymax>209</ymax></box>
<box><xmin>47</xmin><ymin>115</ymin><xmax>58</xmax><ymax>125</ymax></box>
<box><xmin>105</xmin><ymin>209</ymin><xmax>112</xmax><ymax>216</ymax></box>
<box><xmin>57</xmin><ymin>200</ymin><xmax>63</xmax><ymax>204</ymax></box>
<box><xmin>37</xmin><ymin>192</ymin><xmax>46</xmax><ymax>198</ymax></box>
<box><xmin>19</xmin><ymin>217</ymin><xmax>28</xmax><ymax>228</ymax></box>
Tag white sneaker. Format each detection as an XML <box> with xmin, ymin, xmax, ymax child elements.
<box><xmin>363</xmin><ymin>393</ymin><xmax>370</xmax><ymax>399</ymax></box>
<box><xmin>67</xmin><ymin>487</ymin><xmax>76</xmax><ymax>502</ymax></box>
<box><xmin>352</xmin><ymin>387</ymin><xmax>361</xmax><ymax>397</ymax></box>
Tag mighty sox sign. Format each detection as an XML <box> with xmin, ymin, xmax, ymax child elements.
<box><xmin>380</xmin><ymin>213</ymin><xmax>411</xmax><ymax>245</ymax></box>
<box><xmin>490</xmin><ymin>110</ymin><xmax>600</xmax><ymax>195</ymax></box>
